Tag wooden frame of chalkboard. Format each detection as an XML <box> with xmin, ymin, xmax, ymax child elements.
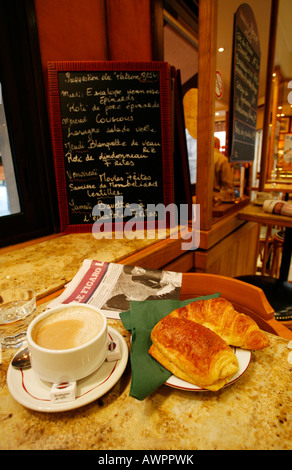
<box><xmin>229</xmin><ymin>4</ymin><xmax>261</xmax><ymax>163</ymax></box>
<box><xmin>47</xmin><ymin>61</ymin><xmax>174</xmax><ymax>233</ymax></box>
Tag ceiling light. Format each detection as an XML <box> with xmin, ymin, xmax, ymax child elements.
<box><xmin>218</xmin><ymin>47</ymin><xmax>224</xmax><ymax>52</ymax></box>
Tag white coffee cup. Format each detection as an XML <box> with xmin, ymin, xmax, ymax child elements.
<box><xmin>27</xmin><ymin>303</ymin><xmax>108</xmax><ymax>383</ymax></box>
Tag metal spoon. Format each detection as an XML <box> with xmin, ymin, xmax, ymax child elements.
<box><xmin>11</xmin><ymin>346</ymin><xmax>31</xmax><ymax>370</ymax></box>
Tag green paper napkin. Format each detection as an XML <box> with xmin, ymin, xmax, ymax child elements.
<box><xmin>120</xmin><ymin>293</ymin><xmax>220</xmax><ymax>400</ymax></box>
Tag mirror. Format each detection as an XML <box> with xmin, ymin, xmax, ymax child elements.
<box><xmin>163</xmin><ymin>1</ymin><xmax>199</xmax><ymax>195</ymax></box>
<box><xmin>270</xmin><ymin>71</ymin><xmax>292</xmax><ymax>180</ymax></box>
<box><xmin>276</xmin><ymin>76</ymin><xmax>292</xmax><ymax>177</ymax></box>
<box><xmin>215</xmin><ymin>0</ymin><xmax>273</xmax><ymax>202</ymax></box>
<box><xmin>262</xmin><ymin>0</ymin><xmax>292</xmax><ymax>183</ymax></box>
<box><xmin>162</xmin><ymin>1</ymin><xmax>279</xmax><ymax>210</ymax></box>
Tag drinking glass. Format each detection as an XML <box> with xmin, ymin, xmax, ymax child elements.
<box><xmin>0</xmin><ymin>287</ymin><xmax>36</xmax><ymax>348</ymax></box>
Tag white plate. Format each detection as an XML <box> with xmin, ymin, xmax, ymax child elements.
<box><xmin>165</xmin><ymin>347</ymin><xmax>251</xmax><ymax>391</ymax></box>
<box><xmin>7</xmin><ymin>327</ymin><xmax>128</xmax><ymax>412</ymax></box>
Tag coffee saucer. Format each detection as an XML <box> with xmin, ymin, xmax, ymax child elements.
<box><xmin>7</xmin><ymin>327</ymin><xmax>128</xmax><ymax>412</ymax></box>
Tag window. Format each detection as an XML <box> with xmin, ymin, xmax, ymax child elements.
<box><xmin>0</xmin><ymin>0</ymin><xmax>58</xmax><ymax>247</ymax></box>
<box><xmin>0</xmin><ymin>82</ymin><xmax>21</xmax><ymax>217</ymax></box>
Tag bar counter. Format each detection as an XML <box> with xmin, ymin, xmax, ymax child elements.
<box><xmin>0</xmin><ymin>232</ymin><xmax>174</xmax><ymax>299</ymax></box>
<box><xmin>0</xmin><ymin>234</ymin><xmax>291</xmax><ymax>450</ymax></box>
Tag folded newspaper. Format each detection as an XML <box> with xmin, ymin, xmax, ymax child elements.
<box><xmin>263</xmin><ymin>199</ymin><xmax>292</xmax><ymax>217</ymax></box>
<box><xmin>47</xmin><ymin>259</ymin><xmax>182</xmax><ymax>319</ymax></box>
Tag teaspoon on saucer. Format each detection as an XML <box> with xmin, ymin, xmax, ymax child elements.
<box><xmin>11</xmin><ymin>346</ymin><xmax>31</xmax><ymax>370</ymax></box>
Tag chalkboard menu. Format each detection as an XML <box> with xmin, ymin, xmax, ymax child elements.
<box><xmin>229</xmin><ymin>4</ymin><xmax>261</xmax><ymax>162</ymax></box>
<box><xmin>48</xmin><ymin>61</ymin><xmax>174</xmax><ymax>232</ymax></box>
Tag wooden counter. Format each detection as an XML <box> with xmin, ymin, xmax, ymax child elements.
<box><xmin>238</xmin><ymin>203</ymin><xmax>292</xmax><ymax>281</ymax></box>
<box><xmin>0</xmin><ymin>229</ymin><xmax>193</xmax><ymax>300</ymax></box>
<box><xmin>264</xmin><ymin>183</ymin><xmax>292</xmax><ymax>194</ymax></box>
<box><xmin>238</xmin><ymin>203</ymin><xmax>292</xmax><ymax>228</ymax></box>
<box><xmin>194</xmin><ymin>212</ymin><xmax>259</xmax><ymax>277</ymax></box>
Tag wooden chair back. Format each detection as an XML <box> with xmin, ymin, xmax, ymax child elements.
<box><xmin>181</xmin><ymin>273</ymin><xmax>292</xmax><ymax>340</ymax></box>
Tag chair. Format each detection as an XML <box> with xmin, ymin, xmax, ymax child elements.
<box><xmin>235</xmin><ymin>274</ymin><xmax>292</xmax><ymax>324</ymax></box>
<box><xmin>257</xmin><ymin>224</ymin><xmax>274</xmax><ymax>275</ymax></box>
<box><xmin>269</xmin><ymin>230</ymin><xmax>284</xmax><ymax>278</ymax></box>
<box><xmin>180</xmin><ymin>272</ymin><xmax>292</xmax><ymax>339</ymax></box>
<box><xmin>257</xmin><ymin>225</ymin><xmax>284</xmax><ymax>277</ymax></box>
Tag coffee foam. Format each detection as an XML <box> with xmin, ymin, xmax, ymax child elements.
<box><xmin>32</xmin><ymin>306</ymin><xmax>104</xmax><ymax>350</ymax></box>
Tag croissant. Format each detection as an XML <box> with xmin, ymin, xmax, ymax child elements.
<box><xmin>168</xmin><ymin>297</ymin><xmax>269</xmax><ymax>350</ymax></box>
<box><xmin>149</xmin><ymin>315</ymin><xmax>239</xmax><ymax>391</ymax></box>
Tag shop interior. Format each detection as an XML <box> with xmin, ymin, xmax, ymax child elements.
<box><xmin>0</xmin><ymin>0</ymin><xmax>292</xmax><ymax>451</ymax></box>
<box><xmin>163</xmin><ymin>0</ymin><xmax>292</xmax><ymax>281</ymax></box>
